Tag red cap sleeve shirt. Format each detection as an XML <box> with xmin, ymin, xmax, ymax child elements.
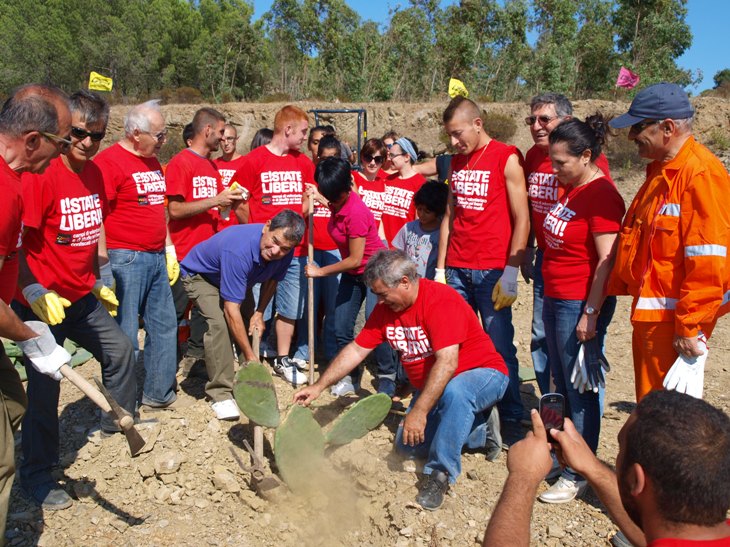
<box><xmin>95</xmin><ymin>143</ymin><xmax>167</xmax><ymax>252</ymax></box>
<box><xmin>327</xmin><ymin>192</ymin><xmax>385</xmax><ymax>275</ymax></box>
<box><xmin>447</xmin><ymin>140</ymin><xmax>522</xmax><ymax>270</ymax></box>
<box><xmin>0</xmin><ymin>158</ymin><xmax>23</xmax><ymax>304</ymax></box>
<box><xmin>381</xmin><ymin>172</ymin><xmax>426</xmax><ymax>246</ymax></box>
<box><xmin>353</xmin><ymin>170</ymin><xmax>386</xmax><ymax>222</ymax></box>
<box><xmin>525</xmin><ymin>146</ymin><xmax>613</xmax><ymax>251</ymax></box>
<box><xmin>165</xmin><ymin>149</ymin><xmax>224</xmax><ymax>260</ymax></box>
<box><xmin>355</xmin><ymin>280</ymin><xmax>507</xmax><ymax>390</ymax></box>
<box><xmin>19</xmin><ymin>157</ymin><xmax>108</xmax><ymax>304</ymax></box>
<box><xmin>230</xmin><ymin>146</ymin><xmax>314</xmax><ymax>257</ymax></box>
<box><xmin>542</xmin><ymin>176</ymin><xmax>625</xmax><ymax>300</ymax></box>
<box><xmin>213</xmin><ymin>155</ymin><xmax>247</xmax><ymax>229</ymax></box>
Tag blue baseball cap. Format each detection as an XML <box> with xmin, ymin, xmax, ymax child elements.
<box><xmin>609</xmin><ymin>82</ymin><xmax>694</xmax><ymax>129</ymax></box>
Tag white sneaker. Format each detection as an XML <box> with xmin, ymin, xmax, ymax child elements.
<box><xmin>272</xmin><ymin>357</ymin><xmax>309</xmax><ymax>386</ymax></box>
<box><xmin>290</xmin><ymin>357</ymin><xmax>310</xmax><ymax>371</ymax></box>
<box><xmin>211</xmin><ymin>399</ymin><xmax>241</xmax><ymax>421</ymax></box>
<box><xmin>538</xmin><ymin>476</ymin><xmax>588</xmax><ymax>504</ymax></box>
<box><xmin>331</xmin><ymin>377</ymin><xmax>358</xmax><ymax>397</ymax></box>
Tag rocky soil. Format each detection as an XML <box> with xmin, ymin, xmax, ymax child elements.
<box><xmin>5</xmin><ymin>100</ymin><xmax>730</xmax><ymax>546</ymax></box>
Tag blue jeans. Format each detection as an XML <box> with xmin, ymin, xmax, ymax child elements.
<box><xmin>333</xmin><ymin>272</ymin><xmax>398</xmax><ymax>385</ymax></box>
<box><xmin>294</xmin><ymin>249</ymin><xmax>341</xmax><ymax>362</ymax></box>
<box><xmin>395</xmin><ymin>367</ymin><xmax>508</xmax><ymax>482</ymax></box>
<box><xmin>109</xmin><ymin>249</ymin><xmax>177</xmax><ymax>405</ymax></box>
<box><xmin>542</xmin><ymin>295</ymin><xmax>616</xmax><ymax>482</ymax></box>
<box><xmin>530</xmin><ymin>249</ymin><xmax>551</xmax><ymax>396</ymax></box>
<box><xmin>446</xmin><ymin>267</ymin><xmax>523</xmax><ymax>422</ymax></box>
<box><xmin>275</xmin><ymin>257</ymin><xmax>307</xmax><ymax>320</ymax></box>
<box><xmin>15</xmin><ymin>295</ymin><xmax>136</xmax><ymax>488</ymax></box>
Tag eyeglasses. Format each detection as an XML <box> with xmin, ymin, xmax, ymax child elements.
<box><xmin>362</xmin><ymin>154</ymin><xmax>384</xmax><ymax>165</ymax></box>
<box><xmin>223</xmin><ymin>136</ymin><xmax>237</xmax><ymax>142</ymax></box>
<box><xmin>71</xmin><ymin>126</ymin><xmax>106</xmax><ymax>142</ymax></box>
<box><xmin>629</xmin><ymin>119</ymin><xmax>662</xmax><ymax>134</ymax></box>
<box><xmin>140</xmin><ymin>129</ymin><xmax>168</xmax><ymax>142</ymax></box>
<box><xmin>40</xmin><ymin>131</ymin><xmax>73</xmax><ymax>151</ymax></box>
<box><xmin>389</xmin><ymin>152</ymin><xmax>407</xmax><ymax>159</ymax></box>
<box><xmin>525</xmin><ymin>115</ymin><xmax>558</xmax><ymax>126</ymax></box>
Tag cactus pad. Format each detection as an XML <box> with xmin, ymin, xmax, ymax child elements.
<box><xmin>233</xmin><ymin>361</ymin><xmax>280</xmax><ymax>428</ymax></box>
<box><xmin>325</xmin><ymin>393</ymin><xmax>391</xmax><ymax>446</ymax></box>
<box><xmin>274</xmin><ymin>405</ymin><xmax>326</xmax><ymax>493</ymax></box>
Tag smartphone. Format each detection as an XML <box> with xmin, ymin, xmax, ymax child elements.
<box><xmin>539</xmin><ymin>393</ymin><xmax>565</xmax><ymax>442</ymax></box>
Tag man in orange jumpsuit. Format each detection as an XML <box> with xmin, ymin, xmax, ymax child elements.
<box><xmin>609</xmin><ymin>82</ymin><xmax>730</xmax><ymax>401</ymax></box>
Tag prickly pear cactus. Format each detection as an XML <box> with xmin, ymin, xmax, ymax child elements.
<box><xmin>325</xmin><ymin>393</ymin><xmax>391</xmax><ymax>446</ymax></box>
<box><xmin>233</xmin><ymin>362</ymin><xmax>280</xmax><ymax>428</ymax></box>
<box><xmin>275</xmin><ymin>405</ymin><xmax>326</xmax><ymax>493</ymax></box>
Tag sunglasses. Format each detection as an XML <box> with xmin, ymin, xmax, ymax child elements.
<box><xmin>40</xmin><ymin>131</ymin><xmax>73</xmax><ymax>151</ymax></box>
<box><xmin>630</xmin><ymin>119</ymin><xmax>662</xmax><ymax>134</ymax></box>
<box><xmin>525</xmin><ymin>115</ymin><xmax>558</xmax><ymax>126</ymax></box>
<box><xmin>389</xmin><ymin>152</ymin><xmax>408</xmax><ymax>158</ymax></box>
<box><xmin>362</xmin><ymin>154</ymin><xmax>384</xmax><ymax>165</ymax></box>
<box><xmin>385</xmin><ymin>143</ymin><xmax>393</xmax><ymax>149</ymax></box>
<box><xmin>71</xmin><ymin>126</ymin><xmax>106</xmax><ymax>142</ymax></box>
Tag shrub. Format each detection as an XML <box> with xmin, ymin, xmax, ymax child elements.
<box><xmin>481</xmin><ymin>110</ymin><xmax>517</xmax><ymax>143</ymax></box>
<box><xmin>159</xmin><ymin>86</ymin><xmax>203</xmax><ymax>105</ymax></box>
<box><xmin>605</xmin><ymin>130</ymin><xmax>641</xmax><ymax>171</ymax></box>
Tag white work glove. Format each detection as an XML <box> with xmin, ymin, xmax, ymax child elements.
<box><xmin>571</xmin><ymin>344</ymin><xmax>590</xmax><ymax>394</ymax></box>
<box><xmin>15</xmin><ymin>321</ymin><xmax>71</xmax><ymax>381</ymax></box>
<box><xmin>520</xmin><ymin>247</ymin><xmax>536</xmax><ymax>284</ymax></box>
<box><xmin>492</xmin><ymin>265</ymin><xmax>519</xmax><ymax>311</ymax></box>
<box><xmin>663</xmin><ymin>333</ymin><xmax>707</xmax><ymax>399</ymax></box>
<box><xmin>434</xmin><ymin>268</ymin><xmax>447</xmax><ymax>284</ymax></box>
<box><xmin>22</xmin><ymin>283</ymin><xmax>71</xmax><ymax>326</ymax></box>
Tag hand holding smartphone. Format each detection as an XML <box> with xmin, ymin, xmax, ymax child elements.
<box><xmin>539</xmin><ymin>393</ymin><xmax>565</xmax><ymax>443</ymax></box>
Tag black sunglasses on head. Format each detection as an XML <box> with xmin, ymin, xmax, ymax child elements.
<box><xmin>71</xmin><ymin>126</ymin><xmax>106</xmax><ymax>142</ymax></box>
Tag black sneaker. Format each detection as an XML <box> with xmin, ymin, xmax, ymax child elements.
<box><xmin>416</xmin><ymin>471</ymin><xmax>449</xmax><ymax>510</ymax></box>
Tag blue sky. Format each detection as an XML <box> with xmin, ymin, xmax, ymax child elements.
<box><xmin>251</xmin><ymin>0</ymin><xmax>725</xmax><ymax>93</ymax></box>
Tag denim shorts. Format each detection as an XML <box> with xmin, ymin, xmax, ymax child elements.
<box><xmin>275</xmin><ymin>256</ymin><xmax>307</xmax><ymax>320</ymax></box>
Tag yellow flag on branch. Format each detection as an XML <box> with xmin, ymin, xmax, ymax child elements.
<box><xmin>448</xmin><ymin>78</ymin><xmax>468</xmax><ymax>98</ymax></box>
<box><xmin>88</xmin><ymin>71</ymin><xmax>113</xmax><ymax>92</ymax></box>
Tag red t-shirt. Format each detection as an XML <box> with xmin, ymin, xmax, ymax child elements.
<box><xmin>524</xmin><ymin>146</ymin><xmax>612</xmax><ymax>250</ymax></box>
<box><xmin>381</xmin><ymin>172</ymin><xmax>426</xmax><ymax>245</ymax></box>
<box><xmin>542</xmin><ymin>176</ymin><xmax>625</xmax><ymax>300</ymax></box>
<box><xmin>230</xmin><ymin>145</ymin><xmax>314</xmax><ymax>257</ymax></box>
<box><xmin>648</xmin><ymin>521</ymin><xmax>730</xmax><ymax>546</ymax></box>
<box><xmin>447</xmin><ymin>140</ymin><xmax>522</xmax><ymax>269</ymax></box>
<box><xmin>311</xmin><ymin>196</ymin><xmax>337</xmax><ymax>251</ymax></box>
<box><xmin>213</xmin><ymin>155</ymin><xmax>247</xmax><ymax>229</ymax></box>
<box><xmin>328</xmin><ymin>192</ymin><xmax>384</xmax><ymax>275</ymax></box>
<box><xmin>165</xmin><ymin>149</ymin><xmax>224</xmax><ymax>260</ymax></box>
<box><xmin>0</xmin><ymin>158</ymin><xmax>22</xmax><ymax>304</ymax></box>
<box><xmin>353</xmin><ymin>170</ymin><xmax>386</xmax><ymax>222</ymax></box>
<box><xmin>19</xmin><ymin>157</ymin><xmax>108</xmax><ymax>304</ymax></box>
<box><xmin>356</xmin><ymin>280</ymin><xmax>507</xmax><ymax>390</ymax></box>
<box><xmin>95</xmin><ymin>143</ymin><xmax>167</xmax><ymax>252</ymax></box>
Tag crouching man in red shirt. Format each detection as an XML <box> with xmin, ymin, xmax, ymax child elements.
<box><xmin>294</xmin><ymin>249</ymin><xmax>509</xmax><ymax>511</ymax></box>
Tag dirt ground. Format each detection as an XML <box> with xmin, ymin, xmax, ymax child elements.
<box><xmin>5</xmin><ymin>102</ymin><xmax>730</xmax><ymax>546</ymax></box>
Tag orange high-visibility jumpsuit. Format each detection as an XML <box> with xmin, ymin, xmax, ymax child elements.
<box><xmin>609</xmin><ymin>136</ymin><xmax>730</xmax><ymax>401</ymax></box>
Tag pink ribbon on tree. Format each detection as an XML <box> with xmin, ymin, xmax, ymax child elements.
<box><xmin>616</xmin><ymin>67</ymin><xmax>640</xmax><ymax>89</ymax></box>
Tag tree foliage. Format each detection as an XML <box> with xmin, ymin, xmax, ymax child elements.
<box><xmin>0</xmin><ymin>0</ymin><xmax>696</xmax><ymax>102</ymax></box>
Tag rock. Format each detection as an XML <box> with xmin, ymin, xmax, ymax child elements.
<box><xmin>548</xmin><ymin>524</ymin><xmax>566</xmax><ymax>538</ymax></box>
<box><xmin>194</xmin><ymin>498</ymin><xmax>210</xmax><ymax>509</ymax></box>
<box><xmin>154</xmin><ymin>485</ymin><xmax>172</xmax><ymax>502</ymax></box>
<box><xmin>402</xmin><ymin>459</ymin><xmax>417</xmax><ymax>473</ymax></box>
<box><xmin>158</xmin><ymin>519</ymin><xmax>170</xmax><ymax>528</ymax></box>
<box><xmin>400</xmin><ymin>526</ymin><xmax>413</xmax><ymax>537</ymax></box>
<box><xmin>137</xmin><ymin>460</ymin><xmax>155</xmax><ymax>479</ymax></box>
<box><xmin>154</xmin><ymin>450</ymin><xmax>184</xmax><ymax>475</ymax></box>
<box><xmin>213</xmin><ymin>470</ymin><xmax>241</xmax><ymax>493</ymax></box>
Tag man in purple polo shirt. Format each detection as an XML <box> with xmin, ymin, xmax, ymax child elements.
<box><xmin>180</xmin><ymin>209</ymin><xmax>305</xmax><ymax>420</ymax></box>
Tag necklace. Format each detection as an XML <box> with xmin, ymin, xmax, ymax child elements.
<box><xmin>465</xmin><ymin>142</ymin><xmax>489</xmax><ymax>171</ymax></box>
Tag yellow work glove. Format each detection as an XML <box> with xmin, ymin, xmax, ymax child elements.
<box><xmin>92</xmin><ymin>280</ymin><xmax>119</xmax><ymax>317</ymax></box>
<box><xmin>434</xmin><ymin>268</ymin><xmax>447</xmax><ymax>284</ymax></box>
<box><xmin>165</xmin><ymin>245</ymin><xmax>180</xmax><ymax>285</ymax></box>
<box><xmin>22</xmin><ymin>284</ymin><xmax>71</xmax><ymax>326</ymax></box>
<box><xmin>492</xmin><ymin>265</ymin><xmax>519</xmax><ymax>311</ymax></box>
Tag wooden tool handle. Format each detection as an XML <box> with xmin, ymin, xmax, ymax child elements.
<box><xmin>252</xmin><ymin>327</ymin><xmax>260</xmax><ymax>359</ymax></box>
<box><xmin>308</xmin><ymin>193</ymin><xmax>315</xmax><ymax>385</ymax></box>
<box><xmin>60</xmin><ymin>364</ymin><xmax>111</xmax><ymax>413</ymax></box>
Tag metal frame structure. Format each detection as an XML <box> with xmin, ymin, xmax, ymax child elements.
<box><xmin>309</xmin><ymin>108</ymin><xmax>368</xmax><ymax>170</ymax></box>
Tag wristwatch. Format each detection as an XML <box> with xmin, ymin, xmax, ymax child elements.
<box><xmin>584</xmin><ymin>306</ymin><xmax>599</xmax><ymax>316</ymax></box>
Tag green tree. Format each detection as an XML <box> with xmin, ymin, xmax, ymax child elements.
<box><xmin>713</xmin><ymin>69</ymin><xmax>730</xmax><ymax>88</ymax></box>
